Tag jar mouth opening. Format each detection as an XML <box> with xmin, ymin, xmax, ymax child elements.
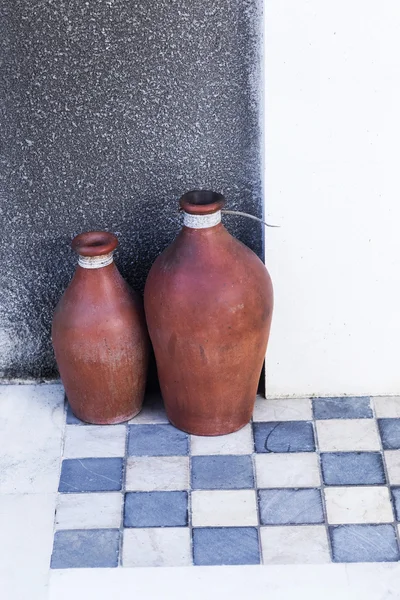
<box><xmin>179</xmin><ymin>190</ymin><xmax>225</xmax><ymax>215</ymax></box>
<box><xmin>71</xmin><ymin>231</ymin><xmax>118</xmax><ymax>257</ymax></box>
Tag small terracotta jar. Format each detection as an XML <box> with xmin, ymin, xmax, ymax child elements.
<box><xmin>144</xmin><ymin>190</ymin><xmax>273</xmax><ymax>436</ymax></box>
<box><xmin>52</xmin><ymin>231</ymin><xmax>149</xmax><ymax>424</ymax></box>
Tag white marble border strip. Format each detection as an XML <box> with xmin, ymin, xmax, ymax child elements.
<box><xmin>49</xmin><ymin>563</ymin><xmax>400</xmax><ymax>600</ymax></box>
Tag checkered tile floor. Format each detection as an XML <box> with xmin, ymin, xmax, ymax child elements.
<box><xmin>51</xmin><ymin>395</ymin><xmax>400</xmax><ymax>568</ymax></box>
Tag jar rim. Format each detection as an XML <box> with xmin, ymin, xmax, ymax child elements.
<box><xmin>179</xmin><ymin>190</ymin><xmax>225</xmax><ymax>215</ymax></box>
<box><xmin>71</xmin><ymin>231</ymin><xmax>118</xmax><ymax>257</ymax></box>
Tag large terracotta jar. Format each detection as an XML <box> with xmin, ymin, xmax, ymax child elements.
<box><xmin>52</xmin><ymin>231</ymin><xmax>149</xmax><ymax>424</ymax></box>
<box><xmin>144</xmin><ymin>190</ymin><xmax>273</xmax><ymax>435</ymax></box>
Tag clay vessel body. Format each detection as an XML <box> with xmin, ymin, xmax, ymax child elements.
<box><xmin>144</xmin><ymin>191</ymin><xmax>273</xmax><ymax>435</ymax></box>
<box><xmin>52</xmin><ymin>231</ymin><xmax>149</xmax><ymax>424</ymax></box>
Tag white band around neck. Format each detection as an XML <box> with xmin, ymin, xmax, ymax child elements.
<box><xmin>78</xmin><ymin>252</ymin><xmax>114</xmax><ymax>269</ymax></box>
<box><xmin>183</xmin><ymin>210</ymin><xmax>221</xmax><ymax>229</ymax></box>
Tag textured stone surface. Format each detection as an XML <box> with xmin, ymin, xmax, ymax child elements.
<box><xmin>378</xmin><ymin>419</ymin><xmax>400</xmax><ymax>450</ymax></box>
<box><xmin>51</xmin><ymin>529</ymin><xmax>120</xmax><ymax>568</ymax></box>
<box><xmin>258</xmin><ymin>488</ymin><xmax>324</xmax><ymax>525</ymax></box>
<box><xmin>320</xmin><ymin>452</ymin><xmax>386</xmax><ymax>486</ymax></box>
<box><xmin>58</xmin><ymin>457</ymin><xmax>123</xmax><ymax>493</ymax></box>
<box><xmin>253</xmin><ymin>421</ymin><xmax>316</xmax><ymax>453</ymax></box>
<box><xmin>313</xmin><ymin>397</ymin><xmax>373</xmax><ymax>420</ymax></box>
<box><xmin>0</xmin><ymin>0</ymin><xmax>263</xmax><ymax>378</ymax></box>
<box><xmin>191</xmin><ymin>455</ymin><xmax>254</xmax><ymax>490</ymax></box>
<box><xmin>193</xmin><ymin>527</ymin><xmax>260</xmax><ymax>566</ymax></box>
<box><xmin>330</xmin><ymin>525</ymin><xmax>400</xmax><ymax>563</ymax></box>
<box><xmin>124</xmin><ymin>491</ymin><xmax>188</xmax><ymax>527</ymax></box>
<box><xmin>127</xmin><ymin>423</ymin><xmax>189</xmax><ymax>456</ymax></box>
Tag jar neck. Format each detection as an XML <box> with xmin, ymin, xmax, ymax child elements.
<box><xmin>78</xmin><ymin>251</ymin><xmax>114</xmax><ymax>269</ymax></box>
<box><xmin>183</xmin><ymin>210</ymin><xmax>221</xmax><ymax>229</ymax></box>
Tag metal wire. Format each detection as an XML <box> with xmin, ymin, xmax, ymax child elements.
<box><xmin>221</xmin><ymin>210</ymin><xmax>280</xmax><ymax>228</ymax></box>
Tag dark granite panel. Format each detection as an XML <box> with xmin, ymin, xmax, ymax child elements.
<box><xmin>0</xmin><ymin>0</ymin><xmax>263</xmax><ymax>378</ymax></box>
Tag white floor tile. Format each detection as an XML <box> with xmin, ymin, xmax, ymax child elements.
<box><xmin>324</xmin><ymin>486</ymin><xmax>393</xmax><ymax>524</ymax></box>
<box><xmin>261</xmin><ymin>526</ymin><xmax>330</xmax><ymax>564</ymax></box>
<box><xmin>253</xmin><ymin>397</ymin><xmax>312</xmax><ymax>422</ymax></box>
<box><xmin>128</xmin><ymin>394</ymin><xmax>169</xmax><ymax>424</ymax></box>
<box><xmin>55</xmin><ymin>492</ymin><xmax>122</xmax><ymax>529</ymax></box>
<box><xmin>125</xmin><ymin>456</ymin><xmax>189</xmax><ymax>491</ymax></box>
<box><xmin>191</xmin><ymin>490</ymin><xmax>258</xmax><ymax>527</ymax></box>
<box><xmin>255</xmin><ymin>453</ymin><xmax>320</xmax><ymax>488</ymax></box>
<box><xmin>0</xmin><ymin>567</ymin><xmax>49</xmax><ymax>600</ymax></box>
<box><xmin>191</xmin><ymin>424</ymin><xmax>253</xmax><ymax>456</ymax></box>
<box><xmin>316</xmin><ymin>419</ymin><xmax>380</xmax><ymax>452</ymax></box>
<box><xmin>63</xmin><ymin>425</ymin><xmax>126</xmax><ymax>458</ymax></box>
<box><xmin>0</xmin><ymin>384</ymin><xmax>64</xmax><ymax>493</ymax></box>
<box><xmin>374</xmin><ymin>396</ymin><xmax>400</xmax><ymax>418</ymax></box>
<box><xmin>344</xmin><ymin>563</ymin><xmax>400</xmax><ymax>599</ymax></box>
<box><xmin>384</xmin><ymin>450</ymin><xmax>400</xmax><ymax>485</ymax></box>
<box><xmin>48</xmin><ymin>564</ymin><xmax>354</xmax><ymax>600</ymax></box>
<box><xmin>123</xmin><ymin>528</ymin><xmax>192</xmax><ymax>567</ymax></box>
<box><xmin>0</xmin><ymin>493</ymin><xmax>56</xmax><ymax>570</ymax></box>
<box><xmin>49</xmin><ymin>563</ymin><xmax>400</xmax><ymax>600</ymax></box>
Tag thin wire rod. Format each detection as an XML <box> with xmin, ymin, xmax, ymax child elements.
<box><xmin>221</xmin><ymin>209</ymin><xmax>280</xmax><ymax>228</ymax></box>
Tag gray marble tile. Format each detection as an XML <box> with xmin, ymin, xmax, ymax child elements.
<box><xmin>390</xmin><ymin>488</ymin><xmax>400</xmax><ymax>520</ymax></box>
<box><xmin>124</xmin><ymin>491</ymin><xmax>188</xmax><ymax>527</ymax></box>
<box><xmin>330</xmin><ymin>524</ymin><xmax>400</xmax><ymax>563</ymax></box>
<box><xmin>313</xmin><ymin>397</ymin><xmax>372</xmax><ymax>420</ymax></box>
<box><xmin>258</xmin><ymin>488</ymin><xmax>324</xmax><ymax>525</ymax></box>
<box><xmin>193</xmin><ymin>527</ymin><xmax>260</xmax><ymax>566</ymax></box>
<box><xmin>321</xmin><ymin>452</ymin><xmax>386</xmax><ymax>486</ymax></box>
<box><xmin>378</xmin><ymin>419</ymin><xmax>400</xmax><ymax>450</ymax></box>
<box><xmin>58</xmin><ymin>458</ymin><xmax>123</xmax><ymax>493</ymax></box>
<box><xmin>253</xmin><ymin>421</ymin><xmax>315</xmax><ymax>453</ymax></box>
<box><xmin>51</xmin><ymin>529</ymin><xmax>120</xmax><ymax>568</ymax></box>
<box><xmin>191</xmin><ymin>455</ymin><xmax>254</xmax><ymax>489</ymax></box>
<box><xmin>128</xmin><ymin>424</ymin><xmax>189</xmax><ymax>456</ymax></box>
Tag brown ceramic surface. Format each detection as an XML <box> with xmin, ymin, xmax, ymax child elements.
<box><xmin>52</xmin><ymin>231</ymin><xmax>149</xmax><ymax>424</ymax></box>
<box><xmin>144</xmin><ymin>191</ymin><xmax>273</xmax><ymax>436</ymax></box>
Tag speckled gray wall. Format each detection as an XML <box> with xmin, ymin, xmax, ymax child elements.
<box><xmin>0</xmin><ymin>0</ymin><xmax>263</xmax><ymax>379</ymax></box>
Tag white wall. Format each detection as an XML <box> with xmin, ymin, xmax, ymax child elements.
<box><xmin>264</xmin><ymin>0</ymin><xmax>400</xmax><ymax>397</ymax></box>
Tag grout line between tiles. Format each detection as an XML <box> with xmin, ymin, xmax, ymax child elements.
<box><xmin>313</xmin><ymin>406</ymin><xmax>334</xmax><ymax>562</ymax></box>
<box><xmin>118</xmin><ymin>422</ymin><xmax>129</xmax><ymax>567</ymax></box>
<box><xmin>250</xmin><ymin>417</ymin><xmax>264</xmax><ymax>565</ymax></box>
<box><xmin>188</xmin><ymin>433</ymin><xmax>194</xmax><ymax>566</ymax></box>
<box><xmin>59</xmin><ymin>397</ymin><xmax>69</xmax><ymax>467</ymax></box>
<box><xmin>371</xmin><ymin>396</ymin><xmax>400</xmax><ymax>558</ymax></box>
<box><xmin>50</xmin><ymin>396</ymin><xmax>68</xmax><ymax>548</ymax></box>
